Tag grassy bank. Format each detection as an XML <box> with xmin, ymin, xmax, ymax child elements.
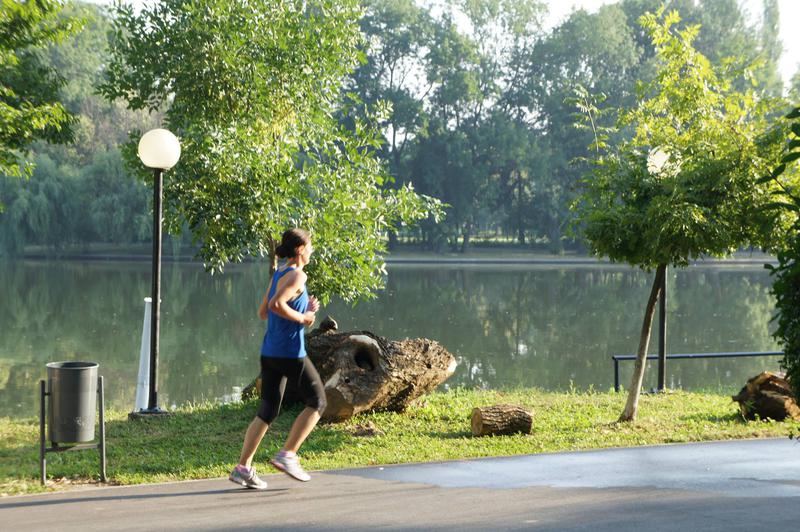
<box><xmin>1</xmin><ymin>388</ymin><xmax>796</xmax><ymax>496</ymax></box>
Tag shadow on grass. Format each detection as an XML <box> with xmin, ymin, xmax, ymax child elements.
<box><xmin>425</xmin><ymin>430</ymin><xmax>473</xmax><ymax>439</ymax></box>
<box><xmin>679</xmin><ymin>411</ymin><xmax>744</xmax><ymax>424</ymax></box>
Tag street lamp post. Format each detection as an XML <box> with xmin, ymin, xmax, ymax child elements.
<box><xmin>647</xmin><ymin>147</ymin><xmax>679</xmax><ymax>392</ymax></box>
<box><xmin>136</xmin><ymin>128</ymin><xmax>181</xmax><ymax>415</ymax></box>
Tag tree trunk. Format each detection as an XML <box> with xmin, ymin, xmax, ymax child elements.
<box><xmin>516</xmin><ymin>173</ymin><xmax>525</xmax><ymax>245</ymax></box>
<box><xmin>387</xmin><ymin>231</ymin><xmax>398</xmax><ymax>251</ymax></box>
<box><xmin>244</xmin><ymin>318</ymin><xmax>457</xmax><ymax>422</ymax></box>
<box><xmin>461</xmin><ymin>227</ymin><xmax>471</xmax><ymax>253</ymax></box>
<box><xmin>548</xmin><ymin>224</ymin><xmax>563</xmax><ymax>254</ymax></box>
<box><xmin>471</xmin><ymin>404</ymin><xmax>533</xmax><ymax>436</ymax></box>
<box><xmin>267</xmin><ymin>236</ymin><xmax>277</xmax><ymax>276</ymax></box>
<box><xmin>619</xmin><ymin>263</ymin><xmax>666</xmax><ymax>422</ymax></box>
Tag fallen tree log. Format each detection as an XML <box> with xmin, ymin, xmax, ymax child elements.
<box><xmin>471</xmin><ymin>404</ymin><xmax>533</xmax><ymax>436</ymax></box>
<box><xmin>242</xmin><ymin>316</ymin><xmax>457</xmax><ymax>422</ymax></box>
<box><xmin>731</xmin><ymin>371</ymin><xmax>800</xmax><ymax>421</ymax></box>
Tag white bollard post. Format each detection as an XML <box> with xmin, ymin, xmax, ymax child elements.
<box><xmin>134</xmin><ymin>297</ymin><xmax>152</xmax><ymax>412</ymax></box>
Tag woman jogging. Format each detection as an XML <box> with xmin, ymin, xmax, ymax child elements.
<box><xmin>229</xmin><ymin>228</ymin><xmax>326</xmax><ymax>489</ymax></box>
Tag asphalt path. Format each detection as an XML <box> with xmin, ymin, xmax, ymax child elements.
<box><xmin>2</xmin><ymin>438</ymin><xmax>799</xmax><ymax>531</ymax></box>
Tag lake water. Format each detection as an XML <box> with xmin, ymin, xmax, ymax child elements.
<box><xmin>0</xmin><ymin>259</ymin><xmax>782</xmax><ymax>418</ymax></box>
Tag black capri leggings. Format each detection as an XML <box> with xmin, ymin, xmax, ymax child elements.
<box><xmin>257</xmin><ymin>356</ymin><xmax>326</xmax><ymax>424</ymax></box>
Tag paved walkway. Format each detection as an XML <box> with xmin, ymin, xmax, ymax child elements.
<box><xmin>2</xmin><ymin>438</ymin><xmax>799</xmax><ymax>531</ymax></box>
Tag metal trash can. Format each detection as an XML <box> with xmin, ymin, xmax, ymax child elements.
<box><xmin>46</xmin><ymin>361</ymin><xmax>98</xmax><ymax>443</ymax></box>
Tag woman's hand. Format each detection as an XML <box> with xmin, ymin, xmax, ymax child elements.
<box><xmin>302</xmin><ymin>311</ymin><xmax>316</xmax><ymax>327</ymax></box>
<box><xmin>258</xmin><ymin>294</ymin><xmax>269</xmax><ymax>320</ymax></box>
<box><xmin>308</xmin><ymin>295</ymin><xmax>320</xmax><ymax>313</ymax></box>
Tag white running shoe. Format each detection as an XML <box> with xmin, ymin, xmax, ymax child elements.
<box><xmin>270</xmin><ymin>452</ymin><xmax>311</xmax><ymax>482</ymax></box>
<box><xmin>228</xmin><ymin>465</ymin><xmax>268</xmax><ymax>489</ymax></box>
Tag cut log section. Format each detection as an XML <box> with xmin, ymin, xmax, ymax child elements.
<box><xmin>311</xmin><ymin>332</ymin><xmax>457</xmax><ymax>421</ymax></box>
<box><xmin>471</xmin><ymin>404</ymin><xmax>533</xmax><ymax>436</ymax></box>
<box><xmin>244</xmin><ymin>316</ymin><xmax>457</xmax><ymax>422</ymax></box>
<box><xmin>731</xmin><ymin>371</ymin><xmax>800</xmax><ymax>421</ymax></box>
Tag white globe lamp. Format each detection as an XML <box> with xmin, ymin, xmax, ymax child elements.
<box><xmin>138</xmin><ymin>128</ymin><xmax>181</xmax><ymax>170</ymax></box>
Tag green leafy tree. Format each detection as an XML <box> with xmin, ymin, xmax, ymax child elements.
<box><xmin>0</xmin><ymin>152</ymin><xmax>79</xmax><ymax>253</ymax></box>
<box><xmin>754</xmin><ymin>0</ymin><xmax>783</xmax><ymax>98</ymax></box>
<box><xmin>524</xmin><ymin>3</ymin><xmax>643</xmax><ymax>252</ymax></box>
<box><xmin>410</xmin><ymin>0</ymin><xmax>545</xmax><ymax>251</ymax></box>
<box><xmin>79</xmin><ymin>149</ymin><xmax>150</xmax><ymax>244</ymax></box>
<box><xmin>411</xmin><ymin>120</ymin><xmax>498</xmax><ymax>251</ymax></box>
<box><xmin>351</xmin><ymin>0</ymin><xmax>433</xmax><ymax>174</ymax></box>
<box><xmin>0</xmin><ymin>0</ymin><xmax>80</xmax><ymax>179</ymax></box>
<box><xmin>99</xmin><ymin>0</ymin><xmax>441</xmax><ymax>302</ymax></box>
<box><xmin>0</xmin><ymin>2</ymin><xmax>159</xmax><ymax>255</ymax></box>
<box><xmin>642</xmin><ymin>1</ymin><xmax>784</xmax><ymax>99</ymax></box>
<box><xmin>403</xmin><ymin>8</ymin><xmax>488</xmax><ymax>251</ymax></box>
<box><xmin>338</xmin><ymin>0</ymin><xmax>785</xmax><ymax>251</ymax></box>
<box><xmin>520</xmin><ymin>0</ymin><xmax>783</xmax><ymax>252</ymax></box>
<box><xmin>348</xmin><ymin>0</ymin><xmax>437</xmax><ymax>249</ymax></box>
<box><xmin>487</xmin><ymin>113</ymin><xmax>539</xmax><ymax>244</ymax></box>
<box><xmin>764</xmin><ymin>105</ymin><xmax>800</xmax><ymax>396</ymax></box>
<box><xmin>36</xmin><ymin>1</ymin><xmax>159</xmax><ymax>165</ymax></box>
<box><xmin>463</xmin><ymin>0</ymin><xmax>544</xmax><ymax>246</ymax></box>
<box><xmin>789</xmin><ymin>69</ymin><xmax>800</xmax><ymax>102</ymax></box>
<box><xmin>574</xmin><ymin>9</ymin><xmax>788</xmax><ymax>422</ymax></box>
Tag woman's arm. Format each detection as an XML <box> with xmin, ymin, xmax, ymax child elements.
<box><xmin>268</xmin><ymin>270</ymin><xmax>315</xmax><ymax>326</ymax></box>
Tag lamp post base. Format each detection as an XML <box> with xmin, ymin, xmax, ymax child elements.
<box><xmin>644</xmin><ymin>387</ymin><xmax>672</xmax><ymax>395</ymax></box>
<box><xmin>128</xmin><ymin>407</ymin><xmax>172</xmax><ymax>420</ymax></box>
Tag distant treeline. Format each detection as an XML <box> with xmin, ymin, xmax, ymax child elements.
<box><xmin>1</xmin><ymin>0</ymin><xmax>796</xmax><ymax>256</ymax></box>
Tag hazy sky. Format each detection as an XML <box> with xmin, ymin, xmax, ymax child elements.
<box><xmin>86</xmin><ymin>0</ymin><xmax>800</xmax><ymax>87</ymax></box>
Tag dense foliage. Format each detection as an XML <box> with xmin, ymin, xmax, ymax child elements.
<box><xmin>350</xmin><ymin>0</ymin><xmax>789</xmax><ymax>251</ymax></box>
<box><xmin>0</xmin><ymin>1</ymin><xmax>160</xmax><ymax>252</ymax></box>
<box><xmin>576</xmin><ymin>11</ymin><xmax>790</xmax><ymax>268</ymax></box>
<box><xmin>0</xmin><ymin>0</ymin><xmax>80</xmax><ymax>180</ymax></box>
<box><xmin>765</xmin><ymin>105</ymin><xmax>800</xmax><ymax>395</ymax></box>
<box><xmin>0</xmin><ymin>0</ymin><xmax>793</xmax><ymax>256</ymax></box>
<box><xmin>98</xmin><ymin>0</ymin><xmax>442</xmax><ymax>302</ymax></box>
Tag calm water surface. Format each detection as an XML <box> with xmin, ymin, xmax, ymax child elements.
<box><xmin>0</xmin><ymin>259</ymin><xmax>781</xmax><ymax>418</ymax></box>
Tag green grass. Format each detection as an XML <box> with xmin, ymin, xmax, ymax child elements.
<box><xmin>1</xmin><ymin>388</ymin><xmax>797</xmax><ymax>496</ymax></box>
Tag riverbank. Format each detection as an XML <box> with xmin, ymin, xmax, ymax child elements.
<box><xmin>8</xmin><ymin>244</ymin><xmax>777</xmax><ymax>265</ymax></box>
<box><xmin>2</xmin><ymin>388</ymin><xmax>796</xmax><ymax>497</ymax></box>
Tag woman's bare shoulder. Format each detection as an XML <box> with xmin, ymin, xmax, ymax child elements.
<box><xmin>281</xmin><ymin>268</ymin><xmax>307</xmax><ymax>285</ymax></box>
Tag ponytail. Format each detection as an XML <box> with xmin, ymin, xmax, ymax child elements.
<box><xmin>275</xmin><ymin>228</ymin><xmax>310</xmax><ymax>258</ymax></box>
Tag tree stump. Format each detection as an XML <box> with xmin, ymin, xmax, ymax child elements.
<box><xmin>732</xmin><ymin>371</ymin><xmax>800</xmax><ymax>421</ymax></box>
<box><xmin>471</xmin><ymin>404</ymin><xmax>533</xmax><ymax>436</ymax></box>
<box><xmin>243</xmin><ymin>316</ymin><xmax>457</xmax><ymax>422</ymax></box>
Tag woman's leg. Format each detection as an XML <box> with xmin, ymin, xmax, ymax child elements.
<box><xmin>238</xmin><ymin>417</ymin><xmax>269</xmax><ymax>468</ymax></box>
<box><xmin>270</xmin><ymin>358</ymin><xmax>325</xmax><ymax>481</ymax></box>
<box><xmin>238</xmin><ymin>360</ymin><xmax>286</xmax><ymax>467</ymax></box>
<box><xmin>282</xmin><ymin>357</ymin><xmax>326</xmax><ymax>453</ymax></box>
<box><xmin>283</xmin><ymin>407</ymin><xmax>320</xmax><ymax>454</ymax></box>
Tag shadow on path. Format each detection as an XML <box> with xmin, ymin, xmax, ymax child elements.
<box><xmin>0</xmin><ymin>486</ymin><xmax>289</xmax><ymax>509</ymax></box>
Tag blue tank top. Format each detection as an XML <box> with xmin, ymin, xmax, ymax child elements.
<box><xmin>260</xmin><ymin>266</ymin><xmax>308</xmax><ymax>358</ymax></box>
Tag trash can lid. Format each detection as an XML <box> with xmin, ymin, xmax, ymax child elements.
<box><xmin>46</xmin><ymin>361</ymin><xmax>99</xmax><ymax>369</ymax></box>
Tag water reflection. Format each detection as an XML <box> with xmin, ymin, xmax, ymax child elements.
<box><xmin>0</xmin><ymin>260</ymin><xmax>780</xmax><ymax>418</ymax></box>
